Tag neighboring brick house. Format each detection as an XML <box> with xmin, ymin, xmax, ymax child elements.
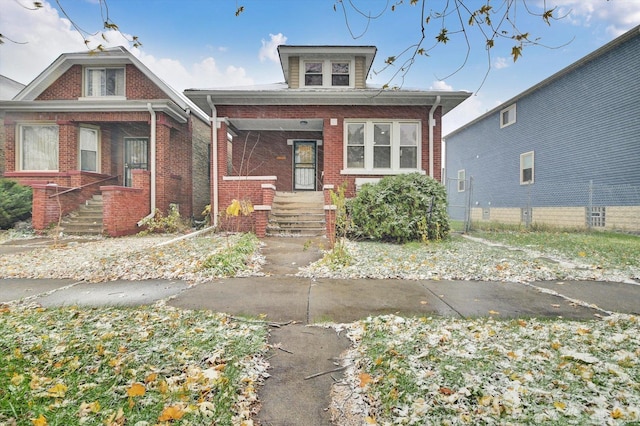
<box><xmin>445</xmin><ymin>25</ymin><xmax>640</xmax><ymax>232</ymax></box>
<box><xmin>0</xmin><ymin>47</ymin><xmax>210</xmax><ymax>236</ymax></box>
<box><xmin>185</xmin><ymin>45</ymin><xmax>471</xmax><ymax>236</ymax></box>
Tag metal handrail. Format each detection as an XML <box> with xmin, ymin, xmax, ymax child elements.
<box><xmin>48</xmin><ymin>175</ymin><xmax>120</xmax><ymax>198</ymax></box>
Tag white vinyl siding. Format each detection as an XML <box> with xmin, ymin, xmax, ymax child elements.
<box><xmin>344</xmin><ymin>120</ymin><xmax>421</xmax><ymax>173</ymax></box>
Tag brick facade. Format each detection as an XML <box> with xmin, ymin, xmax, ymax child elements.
<box><xmin>2</xmin><ymin>50</ymin><xmax>210</xmax><ymax>236</ymax></box>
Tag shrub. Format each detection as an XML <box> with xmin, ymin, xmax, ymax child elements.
<box><xmin>0</xmin><ymin>179</ymin><xmax>32</xmax><ymax>229</ymax></box>
<box><xmin>349</xmin><ymin>173</ymin><xmax>449</xmax><ymax>243</ymax></box>
<box><xmin>137</xmin><ymin>204</ymin><xmax>188</xmax><ymax>235</ymax></box>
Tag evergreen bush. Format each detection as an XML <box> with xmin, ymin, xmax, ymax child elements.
<box><xmin>0</xmin><ymin>179</ymin><xmax>32</xmax><ymax>229</ymax></box>
<box><xmin>349</xmin><ymin>173</ymin><xmax>450</xmax><ymax>243</ymax></box>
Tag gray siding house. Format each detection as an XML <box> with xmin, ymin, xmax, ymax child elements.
<box><xmin>445</xmin><ymin>25</ymin><xmax>640</xmax><ymax>231</ymax></box>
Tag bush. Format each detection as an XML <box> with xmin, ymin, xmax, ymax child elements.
<box><xmin>0</xmin><ymin>179</ymin><xmax>32</xmax><ymax>229</ymax></box>
<box><xmin>137</xmin><ymin>204</ymin><xmax>188</xmax><ymax>235</ymax></box>
<box><xmin>349</xmin><ymin>173</ymin><xmax>450</xmax><ymax>243</ymax></box>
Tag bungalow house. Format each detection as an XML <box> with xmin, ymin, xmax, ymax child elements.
<box><xmin>445</xmin><ymin>25</ymin><xmax>640</xmax><ymax>232</ymax></box>
<box><xmin>185</xmin><ymin>45</ymin><xmax>471</xmax><ymax>237</ymax></box>
<box><xmin>0</xmin><ymin>47</ymin><xmax>211</xmax><ymax>236</ymax></box>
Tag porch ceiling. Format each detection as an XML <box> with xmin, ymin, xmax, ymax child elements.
<box><xmin>228</xmin><ymin>118</ymin><xmax>323</xmax><ymax>132</ymax></box>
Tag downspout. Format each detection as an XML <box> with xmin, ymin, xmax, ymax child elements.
<box><xmin>138</xmin><ymin>103</ymin><xmax>157</xmax><ymax>225</ymax></box>
<box><xmin>206</xmin><ymin>95</ymin><xmax>219</xmax><ymax>227</ymax></box>
<box><xmin>428</xmin><ymin>95</ymin><xmax>441</xmax><ymax>178</ymax></box>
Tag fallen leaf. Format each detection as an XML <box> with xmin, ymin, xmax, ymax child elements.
<box><xmin>365</xmin><ymin>416</ymin><xmax>377</xmax><ymax>424</ymax></box>
<box><xmin>359</xmin><ymin>373</ymin><xmax>373</xmax><ymax>388</ymax></box>
<box><xmin>31</xmin><ymin>414</ymin><xmax>47</xmax><ymax>426</ymax></box>
<box><xmin>488</xmin><ymin>310</ymin><xmax>500</xmax><ymax>315</ymax></box>
<box><xmin>126</xmin><ymin>382</ymin><xmax>146</xmax><ymax>397</ymax></box>
<box><xmin>46</xmin><ymin>383</ymin><xmax>67</xmax><ymax>398</ymax></box>
<box><xmin>158</xmin><ymin>405</ymin><xmax>185</xmax><ymax>421</ymax></box>
<box><xmin>144</xmin><ymin>373</ymin><xmax>157</xmax><ymax>383</ymax></box>
<box><xmin>439</xmin><ymin>387</ymin><xmax>454</xmax><ymax>395</ymax></box>
<box><xmin>554</xmin><ymin>401</ymin><xmax>566</xmax><ymax>410</ymax></box>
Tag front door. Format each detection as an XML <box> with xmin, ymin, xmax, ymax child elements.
<box><xmin>293</xmin><ymin>141</ymin><xmax>316</xmax><ymax>190</ymax></box>
<box><xmin>124</xmin><ymin>137</ymin><xmax>149</xmax><ymax>187</ymax></box>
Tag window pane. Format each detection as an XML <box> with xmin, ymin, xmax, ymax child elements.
<box><xmin>374</xmin><ymin>146</ymin><xmax>390</xmax><ymax>168</ymax></box>
<box><xmin>347</xmin><ymin>123</ymin><xmax>365</xmax><ymax>145</ymax></box>
<box><xmin>21</xmin><ymin>125</ymin><xmax>59</xmax><ymax>170</ymax></box>
<box><xmin>347</xmin><ymin>146</ymin><xmax>364</xmax><ymax>168</ymax></box>
<box><xmin>332</xmin><ymin>63</ymin><xmax>349</xmax><ymax>74</ymax></box>
<box><xmin>80</xmin><ymin>128</ymin><xmax>98</xmax><ymax>172</ymax></box>
<box><xmin>305</xmin><ymin>62</ymin><xmax>322</xmax><ymax>73</ymax></box>
<box><xmin>399</xmin><ymin>146</ymin><xmax>417</xmax><ymax>168</ymax></box>
<box><xmin>305</xmin><ymin>74</ymin><xmax>323</xmax><ymax>86</ymax></box>
<box><xmin>374</xmin><ymin>124</ymin><xmax>390</xmax><ymax>145</ymax></box>
<box><xmin>400</xmin><ymin>123</ymin><xmax>418</xmax><ymax>145</ymax></box>
<box><xmin>332</xmin><ymin>75</ymin><xmax>349</xmax><ymax>86</ymax></box>
<box><xmin>105</xmin><ymin>68</ymin><xmax>124</xmax><ymax>96</ymax></box>
<box><xmin>522</xmin><ymin>168</ymin><xmax>532</xmax><ymax>182</ymax></box>
<box><xmin>87</xmin><ymin>69</ymin><xmax>104</xmax><ymax>97</ymax></box>
<box><xmin>305</xmin><ymin>62</ymin><xmax>323</xmax><ymax>86</ymax></box>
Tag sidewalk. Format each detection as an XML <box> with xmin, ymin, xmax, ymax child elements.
<box><xmin>1</xmin><ymin>236</ymin><xmax>639</xmax><ymax>425</ymax></box>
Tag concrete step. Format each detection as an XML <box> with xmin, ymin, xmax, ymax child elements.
<box><xmin>61</xmin><ymin>193</ymin><xmax>104</xmax><ymax>236</ymax></box>
<box><xmin>268</xmin><ymin>191</ymin><xmax>326</xmax><ymax>237</ymax></box>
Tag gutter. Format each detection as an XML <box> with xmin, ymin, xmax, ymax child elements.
<box><xmin>206</xmin><ymin>95</ymin><xmax>219</xmax><ymax>228</ymax></box>
<box><xmin>428</xmin><ymin>95</ymin><xmax>441</xmax><ymax>178</ymax></box>
<box><xmin>138</xmin><ymin>103</ymin><xmax>157</xmax><ymax>225</ymax></box>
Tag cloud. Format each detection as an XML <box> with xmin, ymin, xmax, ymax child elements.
<box><xmin>0</xmin><ymin>0</ymin><xmax>253</xmax><ymax>91</ymax></box>
<box><xmin>553</xmin><ymin>1</ymin><xmax>639</xmax><ymax>35</ymax></box>
<box><xmin>493</xmin><ymin>56</ymin><xmax>509</xmax><ymax>70</ymax></box>
<box><xmin>442</xmin><ymin>94</ymin><xmax>492</xmax><ymax>136</ymax></box>
<box><xmin>259</xmin><ymin>33</ymin><xmax>287</xmax><ymax>62</ymax></box>
<box><xmin>429</xmin><ymin>80</ymin><xmax>453</xmax><ymax>91</ymax></box>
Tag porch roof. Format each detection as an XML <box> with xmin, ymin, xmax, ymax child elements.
<box><xmin>184</xmin><ymin>84</ymin><xmax>472</xmax><ymax>116</ymax></box>
<box><xmin>0</xmin><ymin>99</ymin><xmax>191</xmax><ymax>124</ymax></box>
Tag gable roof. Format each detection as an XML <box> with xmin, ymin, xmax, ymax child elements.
<box><xmin>0</xmin><ymin>75</ymin><xmax>26</xmax><ymax>100</ymax></box>
<box><xmin>446</xmin><ymin>24</ymin><xmax>640</xmax><ymax>139</ymax></box>
<box><xmin>8</xmin><ymin>46</ymin><xmax>209</xmax><ymax>123</ymax></box>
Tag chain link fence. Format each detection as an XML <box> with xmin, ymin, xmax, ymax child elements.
<box><xmin>446</xmin><ymin>177</ymin><xmax>640</xmax><ymax>233</ymax></box>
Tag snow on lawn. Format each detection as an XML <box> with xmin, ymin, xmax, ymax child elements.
<box><xmin>333</xmin><ymin>314</ymin><xmax>640</xmax><ymax>425</ymax></box>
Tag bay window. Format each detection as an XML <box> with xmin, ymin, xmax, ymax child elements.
<box><xmin>18</xmin><ymin>124</ymin><xmax>59</xmax><ymax>171</ymax></box>
<box><xmin>344</xmin><ymin>120</ymin><xmax>421</xmax><ymax>172</ymax></box>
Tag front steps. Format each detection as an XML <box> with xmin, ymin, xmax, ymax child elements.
<box><xmin>60</xmin><ymin>194</ymin><xmax>104</xmax><ymax>236</ymax></box>
<box><xmin>266</xmin><ymin>191</ymin><xmax>326</xmax><ymax>237</ymax></box>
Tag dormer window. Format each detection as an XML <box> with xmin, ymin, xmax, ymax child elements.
<box><xmin>304</xmin><ymin>62</ymin><xmax>323</xmax><ymax>86</ymax></box>
<box><xmin>332</xmin><ymin>62</ymin><xmax>350</xmax><ymax>86</ymax></box>
<box><xmin>302</xmin><ymin>59</ymin><xmax>352</xmax><ymax>88</ymax></box>
<box><xmin>85</xmin><ymin>67</ymin><xmax>125</xmax><ymax>97</ymax></box>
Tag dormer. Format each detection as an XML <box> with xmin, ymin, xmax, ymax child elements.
<box><xmin>277</xmin><ymin>45</ymin><xmax>377</xmax><ymax>89</ymax></box>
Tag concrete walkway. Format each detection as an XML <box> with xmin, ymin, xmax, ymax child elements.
<box><xmin>1</xmin><ymin>236</ymin><xmax>639</xmax><ymax>425</ymax></box>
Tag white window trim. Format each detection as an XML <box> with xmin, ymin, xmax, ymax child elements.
<box><xmin>520</xmin><ymin>151</ymin><xmax>534</xmax><ymax>185</ymax></box>
<box><xmin>16</xmin><ymin>122</ymin><xmax>59</xmax><ymax>172</ymax></box>
<box><xmin>82</xmin><ymin>66</ymin><xmax>126</xmax><ymax>98</ymax></box>
<box><xmin>500</xmin><ymin>103</ymin><xmax>516</xmax><ymax>128</ymax></box>
<box><xmin>78</xmin><ymin>125</ymin><xmax>101</xmax><ymax>173</ymax></box>
<box><xmin>341</xmin><ymin>120</ymin><xmax>422</xmax><ymax>175</ymax></box>
<box><xmin>300</xmin><ymin>59</ymin><xmax>354</xmax><ymax>88</ymax></box>
<box><xmin>457</xmin><ymin>169</ymin><xmax>466</xmax><ymax>192</ymax></box>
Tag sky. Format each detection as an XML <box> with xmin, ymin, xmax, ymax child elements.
<box><xmin>1</xmin><ymin>0</ymin><xmax>638</xmax><ymax>135</ymax></box>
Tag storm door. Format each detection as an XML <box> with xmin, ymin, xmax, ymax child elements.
<box><xmin>124</xmin><ymin>137</ymin><xmax>149</xmax><ymax>187</ymax></box>
<box><xmin>293</xmin><ymin>141</ymin><xmax>317</xmax><ymax>190</ymax></box>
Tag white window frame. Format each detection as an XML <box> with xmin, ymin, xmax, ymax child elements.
<box><xmin>520</xmin><ymin>151</ymin><xmax>534</xmax><ymax>185</ymax></box>
<box><xmin>16</xmin><ymin>123</ymin><xmax>59</xmax><ymax>171</ymax></box>
<box><xmin>84</xmin><ymin>67</ymin><xmax>125</xmax><ymax>98</ymax></box>
<box><xmin>500</xmin><ymin>103</ymin><xmax>516</xmax><ymax>128</ymax></box>
<box><xmin>457</xmin><ymin>169</ymin><xmax>466</xmax><ymax>192</ymax></box>
<box><xmin>342</xmin><ymin>120</ymin><xmax>422</xmax><ymax>174</ymax></box>
<box><xmin>79</xmin><ymin>126</ymin><xmax>101</xmax><ymax>173</ymax></box>
<box><xmin>301</xmin><ymin>59</ymin><xmax>354</xmax><ymax>88</ymax></box>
